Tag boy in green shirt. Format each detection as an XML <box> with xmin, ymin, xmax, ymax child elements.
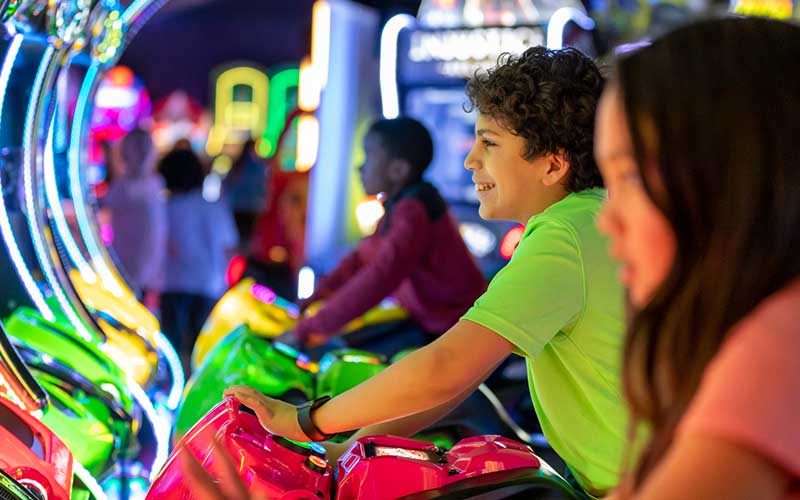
<box><xmin>224</xmin><ymin>47</ymin><xmax>626</xmax><ymax>498</ymax></box>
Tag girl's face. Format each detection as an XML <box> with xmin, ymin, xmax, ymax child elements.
<box><xmin>595</xmin><ymin>86</ymin><xmax>676</xmax><ymax>308</ymax></box>
<box><xmin>464</xmin><ymin>113</ymin><xmax>562</xmax><ymax>224</ymax></box>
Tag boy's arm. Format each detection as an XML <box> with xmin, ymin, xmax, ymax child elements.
<box><xmin>227</xmin><ymin>319</ymin><xmax>514</xmax><ymax>440</ymax></box>
<box><xmin>325</xmin><ymin>355</ymin><xmax>505</xmax><ymax>459</ymax></box>
<box><xmin>312</xmin><ymin>319</ymin><xmax>512</xmax><ymax>433</ymax></box>
<box><xmin>302</xmin><ymin>237</ymin><xmax>374</xmax><ymax>304</ymax></box>
<box><xmin>295</xmin><ymin>200</ymin><xmax>433</xmax><ymax>338</ymax></box>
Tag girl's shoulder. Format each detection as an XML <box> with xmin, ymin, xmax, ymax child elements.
<box><xmin>733</xmin><ymin>277</ymin><xmax>800</xmax><ymax>344</ymax></box>
<box><xmin>679</xmin><ymin>277</ymin><xmax>800</xmax><ymax>479</ymax></box>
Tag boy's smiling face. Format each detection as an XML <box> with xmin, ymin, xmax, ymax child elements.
<box><xmin>465</xmin><ymin>113</ymin><xmax>569</xmax><ymax>224</ymax></box>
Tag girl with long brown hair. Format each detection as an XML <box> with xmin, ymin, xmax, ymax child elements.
<box><xmin>596</xmin><ymin>16</ymin><xmax>800</xmax><ymax>499</ymax></box>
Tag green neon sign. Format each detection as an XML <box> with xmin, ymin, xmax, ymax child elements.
<box><xmin>260</xmin><ymin>67</ymin><xmax>300</xmax><ymax>158</ymax></box>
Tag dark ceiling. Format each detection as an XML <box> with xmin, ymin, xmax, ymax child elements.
<box><xmin>120</xmin><ymin>0</ymin><xmax>421</xmax><ymax>106</ymax></box>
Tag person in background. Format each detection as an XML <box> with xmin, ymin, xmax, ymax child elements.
<box><xmin>104</xmin><ymin>128</ymin><xmax>166</xmax><ymax>300</ymax></box>
<box><xmin>279</xmin><ymin>117</ymin><xmax>488</xmax><ymax>357</ymax></box>
<box><xmin>595</xmin><ymin>17</ymin><xmax>800</xmax><ymax>500</ymax></box>
<box><xmin>222</xmin><ymin>138</ymin><xmax>269</xmax><ymax>249</ymax></box>
<box><xmin>159</xmin><ymin>146</ymin><xmax>238</xmax><ymax>372</ymax></box>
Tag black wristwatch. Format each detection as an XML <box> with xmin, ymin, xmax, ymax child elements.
<box><xmin>297</xmin><ymin>395</ymin><xmax>333</xmax><ymax>441</ymax></box>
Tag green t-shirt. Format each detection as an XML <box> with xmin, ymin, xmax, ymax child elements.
<box><xmin>463</xmin><ymin>188</ymin><xmax>626</xmax><ymax>495</ymax></box>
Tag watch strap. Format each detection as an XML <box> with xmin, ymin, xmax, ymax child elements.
<box><xmin>297</xmin><ymin>395</ymin><xmax>333</xmax><ymax>441</ymax></box>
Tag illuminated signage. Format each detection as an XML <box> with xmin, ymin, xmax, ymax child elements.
<box><xmin>261</xmin><ymin>67</ymin><xmax>299</xmax><ymax>157</ymax></box>
<box><xmin>732</xmin><ymin>0</ymin><xmax>793</xmax><ymax>18</ymax></box>
<box><xmin>206</xmin><ymin>66</ymin><xmax>269</xmax><ymax>157</ymax></box>
<box><xmin>207</xmin><ymin>65</ymin><xmax>318</xmax><ymax>169</ymax></box>
<box><xmin>398</xmin><ymin>24</ymin><xmax>545</xmax><ymax>82</ymax></box>
<box><xmin>409</xmin><ymin>26</ymin><xmax>544</xmax><ymax>63</ymax></box>
<box><xmin>418</xmin><ymin>0</ymin><xmax>546</xmax><ymax>28</ymax></box>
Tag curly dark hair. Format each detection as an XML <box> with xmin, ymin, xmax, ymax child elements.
<box><xmin>465</xmin><ymin>47</ymin><xmax>604</xmax><ymax>192</ymax></box>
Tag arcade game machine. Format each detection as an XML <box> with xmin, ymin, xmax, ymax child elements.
<box><xmin>0</xmin><ymin>5</ymin><xmax>134</xmax><ymax>498</ymax></box>
<box><xmin>48</xmin><ymin>0</ymin><xmax>185</xmax><ymax>484</ymax></box>
<box><xmin>154</xmin><ymin>397</ymin><xmax>582</xmax><ymax>500</ymax></box>
<box><xmin>0</xmin><ymin>316</ymin><xmax>115</xmax><ymax>500</ymax></box>
<box><xmin>0</xmin><ymin>0</ymin><xmax>172</xmax><ymax>491</ymax></box>
<box><xmin>0</xmin><ymin>6</ymin><xmax>161</xmax><ymax>399</ymax></box>
<box><xmin>380</xmin><ymin>0</ymin><xmax>596</xmax><ymax>278</ymax></box>
<box><xmin>49</xmin><ymin>38</ymin><xmax>185</xmax><ymax>413</ymax></box>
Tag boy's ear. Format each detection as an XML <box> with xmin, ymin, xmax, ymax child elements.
<box><xmin>541</xmin><ymin>151</ymin><xmax>570</xmax><ymax>187</ymax></box>
<box><xmin>388</xmin><ymin>158</ymin><xmax>413</xmax><ymax>184</ymax></box>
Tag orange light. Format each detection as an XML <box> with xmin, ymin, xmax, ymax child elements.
<box><xmin>296</xmin><ymin>114</ymin><xmax>319</xmax><ymax>171</ymax></box>
<box><xmin>308</xmin><ymin>455</ymin><xmax>328</xmax><ymax>469</ymax></box>
<box><xmin>297</xmin><ymin>359</ymin><xmax>319</xmax><ymax>373</ymax></box>
<box><xmin>500</xmin><ymin>225</ymin><xmax>525</xmax><ymax>260</ymax></box>
<box><xmin>107</xmin><ymin>65</ymin><xmax>135</xmax><ymax>87</ymax></box>
<box><xmin>298</xmin><ymin>57</ymin><xmax>321</xmax><ymax>112</ymax></box>
<box><xmin>311</xmin><ymin>1</ymin><xmax>331</xmax><ymax>87</ymax></box>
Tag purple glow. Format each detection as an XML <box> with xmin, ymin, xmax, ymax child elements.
<box><xmin>614</xmin><ymin>39</ymin><xmax>652</xmax><ymax>56</ymax></box>
<box><xmin>251</xmin><ymin>283</ymin><xmax>277</xmax><ymax>305</ymax></box>
<box><xmin>100</xmin><ymin>223</ymin><xmax>114</xmax><ymax>245</ymax></box>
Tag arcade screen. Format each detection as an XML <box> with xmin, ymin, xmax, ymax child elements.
<box><xmin>405</xmin><ymin>87</ymin><xmax>477</xmax><ymax>204</ymax></box>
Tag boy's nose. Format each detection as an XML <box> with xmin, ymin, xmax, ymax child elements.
<box><xmin>464</xmin><ymin>149</ymin><xmax>479</xmax><ymax>171</ymax></box>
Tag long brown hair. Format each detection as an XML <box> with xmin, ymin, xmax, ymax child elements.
<box><xmin>615</xmin><ymin>17</ymin><xmax>800</xmax><ymax>487</ymax></box>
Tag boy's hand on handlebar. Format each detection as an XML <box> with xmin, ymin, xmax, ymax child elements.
<box><xmin>223</xmin><ymin>386</ymin><xmax>309</xmax><ymax>441</ymax></box>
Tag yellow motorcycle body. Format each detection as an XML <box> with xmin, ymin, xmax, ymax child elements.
<box><xmin>69</xmin><ymin>269</ymin><xmax>159</xmax><ymax>388</ymax></box>
<box><xmin>191</xmin><ymin>278</ymin><xmax>409</xmax><ymax>369</ymax></box>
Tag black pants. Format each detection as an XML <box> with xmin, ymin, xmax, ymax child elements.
<box><xmin>160</xmin><ymin>292</ymin><xmax>217</xmax><ymax>371</ymax></box>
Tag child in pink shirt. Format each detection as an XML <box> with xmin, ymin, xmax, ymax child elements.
<box><xmin>595</xmin><ymin>17</ymin><xmax>800</xmax><ymax>500</ymax></box>
<box><xmin>677</xmin><ymin>280</ymin><xmax>800</xmax><ymax>498</ymax></box>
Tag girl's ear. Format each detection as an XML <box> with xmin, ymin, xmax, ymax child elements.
<box><xmin>541</xmin><ymin>151</ymin><xmax>571</xmax><ymax>187</ymax></box>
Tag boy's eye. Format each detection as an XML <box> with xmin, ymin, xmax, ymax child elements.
<box><xmin>481</xmin><ymin>139</ymin><xmax>497</xmax><ymax>148</ymax></box>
